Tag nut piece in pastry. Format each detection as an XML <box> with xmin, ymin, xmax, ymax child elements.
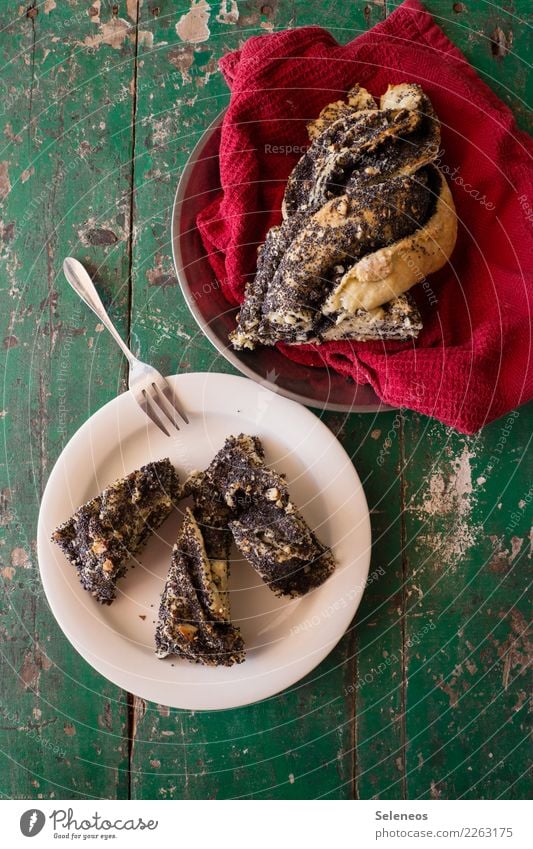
<box><xmin>52</xmin><ymin>459</ymin><xmax>182</xmax><ymax>604</ymax></box>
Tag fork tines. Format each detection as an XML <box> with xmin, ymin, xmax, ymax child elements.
<box><xmin>139</xmin><ymin>380</ymin><xmax>189</xmax><ymax>436</ymax></box>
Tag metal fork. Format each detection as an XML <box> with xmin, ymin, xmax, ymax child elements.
<box><xmin>63</xmin><ymin>257</ymin><xmax>189</xmax><ymax>436</ymax></box>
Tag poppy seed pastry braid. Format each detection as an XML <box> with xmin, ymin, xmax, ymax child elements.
<box><xmin>230</xmin><ymin>83</ymin><xmax>457</xmax><ymax>350</ymax></box>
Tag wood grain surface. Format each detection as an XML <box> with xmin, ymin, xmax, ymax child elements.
<box><xmin>0</xmin><ymin>0</ymin><xmax>530</xmax><ymax>800</ymax></box>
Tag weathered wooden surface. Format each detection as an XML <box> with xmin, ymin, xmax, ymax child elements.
<box><xmin>0</xmin><ymin>0</ymin><xmax>530</xmax><ymax>800</ymax></box>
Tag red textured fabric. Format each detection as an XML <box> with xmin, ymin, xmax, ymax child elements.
<box><xmin>196</xmin><ymin>0</ymin><xmax>533</xmax><ymax>433</ymax></box>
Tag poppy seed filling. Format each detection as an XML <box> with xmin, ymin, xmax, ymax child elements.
<box><xmin>51</xmin><ymin>459</ymin><xmax>182</xmax><ymax>605</ymax></box>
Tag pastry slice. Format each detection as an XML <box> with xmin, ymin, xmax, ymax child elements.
<box><xmin>206</xmin><ymin>434</ymin><xmax>336</xmax><ymax>597</ymax></box>
<box><xmin>52</xmin><ymin>459</ymin><xmax>181</xmax><ymax>605</ymax></box>
<box><xmin>155</xmin><ymin>508</ymin><xmax>245</xmax><ymax>666</ymax></box>
<box><xmin>230</xmin><ymin>500</ymin><xmax>335</xmax><ymax>598</ymax></box>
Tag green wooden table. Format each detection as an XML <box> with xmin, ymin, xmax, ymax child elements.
<box><xmin>0</xmin><ymin>0</ymin><xmax>531</xmax><ymax>800</ymax></box>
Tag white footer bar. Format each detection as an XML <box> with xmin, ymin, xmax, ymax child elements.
<box><xmin>3</xmin><ymin>799</ymin><xmax>530</xmax><ymax>849</ymax></box>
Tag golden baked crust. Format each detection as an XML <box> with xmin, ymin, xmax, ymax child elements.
<box><xmin>323</xmin><ymin>169</ymin><xmax>457</xmax><ymax>314</ymax></box>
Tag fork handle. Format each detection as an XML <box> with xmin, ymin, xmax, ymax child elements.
<box><xmin>63</xmin><ymin>257</ymin><xmax>138</xmax><ymax>368</ymax></box>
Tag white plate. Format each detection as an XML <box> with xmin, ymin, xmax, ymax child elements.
<box><xmin>37</xmin><ymin>373</ymin><xmax>371</xmax><ymax>710</ymax></box>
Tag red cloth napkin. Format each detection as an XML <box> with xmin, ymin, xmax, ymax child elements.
<box><xmin>197</xmin><ymin>0</ymin><xmax>533</xmax><ymax>433</ymax></box>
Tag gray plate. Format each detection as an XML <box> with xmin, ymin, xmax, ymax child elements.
<box><xmin>171</xmin><ymin>111</ymin><xmax>390</xmax><ymax>413</ymax></box>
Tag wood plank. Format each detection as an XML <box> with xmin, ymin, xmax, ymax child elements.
<box><xmin>391</xmin><ymin>0</ymin><xmax>532</xmax><ymax>801</ymax></box>
<box><xmin>127</xmin><ymin>0</ymin><xmax>404</xmax><ymax>799</ymax></box>
<box><xmin>351</xmin><ymin>411</ymin><xmax>406</xmax><ymax>799</ymax></box>
<box><xmin>0</xmin><ymin>0</ymin><xmax>136</xmax><ymax>799</ymax></box>
<box><xmin>401</xmin><ymin>412</ymin><xmax>532</xmax><ymax>799</ymax></box>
